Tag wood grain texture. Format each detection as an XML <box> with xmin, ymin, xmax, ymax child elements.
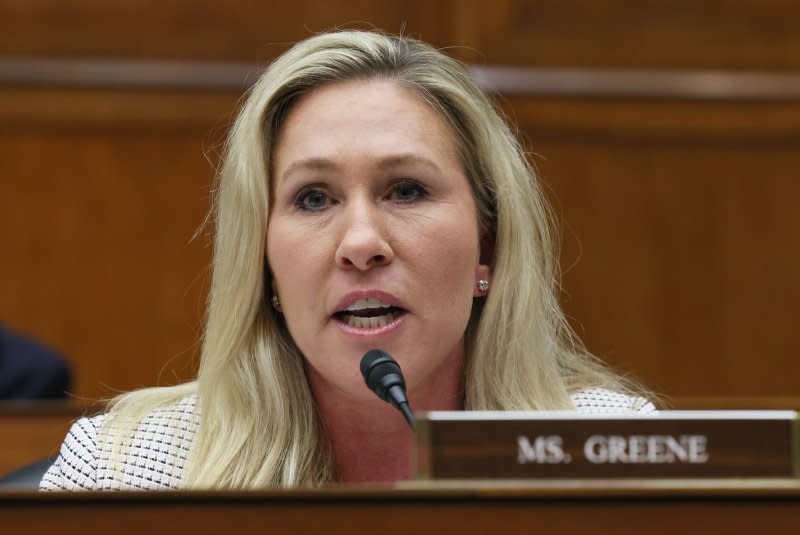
<box><xmin>3</xmin><ymin>1</ymin><xmax>799</xmax><ymax>69</ymax></box>
<box><xmin>0</xmin><ymin>113</ymin><xmax>222</xmax><ymax>398</ymax></box>
<box><xmin>450</xmin><ymin>0</ymin><xmax>800</xmax><ymax>68</ymax></box>
<box><xmin>0</xmin><ymin>0</ymin><xmax>453</xmax><ymax>62</ymax></box>
<box><xmin>2</xmin><ymin>488</ymin><xmax>800</xmax><ymax>534</ymax></box>
<box><xmin>508</xmin><ymin>98</ymin><xmax>800</xmax><ymax>397</ymax></box>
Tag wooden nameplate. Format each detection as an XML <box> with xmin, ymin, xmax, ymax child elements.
<box><xmin>413</xmin><ymin>411</ymin><xmax>800</xmax><ymax>479</ymax></box>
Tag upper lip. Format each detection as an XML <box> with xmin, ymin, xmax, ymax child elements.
<box><xmin>332</xmin><ymin>290</ymin><xmax>407</xmax><ymax>315</ymax></box>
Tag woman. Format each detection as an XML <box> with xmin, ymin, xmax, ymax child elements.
<box><xmin>41</xmin><ymin>30</ymin><xmax>654</xmax><ymax>491</ymax></box>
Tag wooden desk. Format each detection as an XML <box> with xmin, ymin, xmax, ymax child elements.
<box><xmin>2</xmin><ymin>481</ymin><xmax>799</xmax><ymax>534</ymax></box>
<box><xmin>0</xmin><ymin>401</ymin><xmax>98</xmax><ymax>474</ymax></box>
<box><xmin>3</xmin><ymin>397</ymin><xmax>799</xmax><ymax>475</ymax></box>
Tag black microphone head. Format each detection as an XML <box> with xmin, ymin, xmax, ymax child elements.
<box><xmin>360</xmin><ymin>349</ymin><xmax>404</xmax><ymax>402</ymax></box>
<box><xmin>359</xmin><ymin>349</ymin><xmax>415</xmax><ymax>427</ymax></box>
<box><xmin>360</xmin><ymin>348</ymin><xmax>396</xmax><ymax>376</ymax></box>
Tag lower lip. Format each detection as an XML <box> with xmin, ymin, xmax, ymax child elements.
<box><xmin>332</xmin><ymin>312</ymin><xmax>407</xmax><ymax>337</ymax></box>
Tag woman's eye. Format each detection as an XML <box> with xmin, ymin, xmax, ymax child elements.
<box><xmin>295</xmin><ymin>188</ymin><xmax>330</xmax><ymax>211</ymax></box>
<box><xmin>390</xmin><ymin>180</ymin><xmax>428</xmax><ymax>203</ymax></box>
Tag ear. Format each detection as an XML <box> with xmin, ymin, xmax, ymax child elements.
<box><xmin>473</xmin><ymin>263</ymin><xmax>492</xmax><ymax>297</ymax></box>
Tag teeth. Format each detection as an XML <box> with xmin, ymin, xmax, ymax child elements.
<box><xmin>345</xmin><ymin>312</ymin><xmax>395</xmax><ymax>329</ymax></box>
<box><xmin>345</xmin><ymin>297</ymin><xmax>393</xmax><ymax>312</ymax></box>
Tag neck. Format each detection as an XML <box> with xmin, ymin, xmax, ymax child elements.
<box><xmin>307</xmin><ymin>349</ymin><xmax>464</xmax><ymax>483</ymax></box>
<box><xmin>323</xmin><ymin>403</ymin><xmax>416</xmax><ymax>483</ymax></box>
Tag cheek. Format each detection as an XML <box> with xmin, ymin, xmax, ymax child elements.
<box><xmin>266</xmin><ymin>224</ymin><xmax>292</xmax><ymax>291</ymax></box>
<box><xmin>405</xmin><ymin>212</ymin><xmax>480</xmax><ymax>307</ymax></box>
<box><xmin>267</xmin><ymin>220</ymin><xmax>326</xmax><ymax>309</ymax></box>
<box><xmin>266</xmin><ymin>221</ymin><xmax>324</xmax><ymax>357</ymax></box>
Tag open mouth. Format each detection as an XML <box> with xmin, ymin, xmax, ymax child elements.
<box><xmin>333</xmin><ymin>297</ymin><xmax>407</xmax><ymax>329</ymax></box>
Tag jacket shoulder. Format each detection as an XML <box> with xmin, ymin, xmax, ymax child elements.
<box><xmin>40</xmin><ymin>394</ymin><xmax>199</xmax><ymax>490</ymax></box>
<box><xmin>40</xmin><ymin>414</ymin><xmax>104</xmax><ymax>490</ymax></box>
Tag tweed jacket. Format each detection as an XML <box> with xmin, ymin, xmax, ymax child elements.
<box><xmin>40</xmin><ymin>389</ymin><xmax>656</xmax><ymax>490</ymax></box>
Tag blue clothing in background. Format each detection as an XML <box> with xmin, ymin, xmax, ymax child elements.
<box><xmin>0</xmin><ymin>325</ymin><xmax>72</xmax><ymax>399</ymax></box>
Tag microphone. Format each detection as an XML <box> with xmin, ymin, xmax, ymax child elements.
<box><xmin>359</xmin><ymin>349</ymin><xmax>415</xmax><ymax>427</ymax></box>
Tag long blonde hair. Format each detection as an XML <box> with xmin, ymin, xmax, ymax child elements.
<box><xmin>105</xmin><ymin>30</ymin><xmax>639</xmax><ymax>488</ymax></box>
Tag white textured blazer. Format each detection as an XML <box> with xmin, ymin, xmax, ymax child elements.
<box><xmin>40</xmin><ymin>389</ymin><xmax>656</xmax><ymax>490</ymax></box>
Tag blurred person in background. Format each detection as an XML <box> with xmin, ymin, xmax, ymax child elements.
<box><xmin>0</xmin><ymin>324</ymin><xmax>71</xmax><ymax>400</ymax></box>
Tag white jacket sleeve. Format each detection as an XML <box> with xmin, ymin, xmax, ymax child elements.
<box><xmin>39</xmin><ymin>416</ymin><xmax>102</xmax><ymax>490</ymax></box>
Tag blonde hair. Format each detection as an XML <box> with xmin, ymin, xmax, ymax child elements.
<box><xmin>105</xmin><ymin>30</ymin><xmax>641</xmax><ymax>488</ymax></box>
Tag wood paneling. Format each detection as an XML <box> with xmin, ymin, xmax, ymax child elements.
<box><xmin>4</xmin><ymin>1</ymin><xmax>800</xmax><ymax>69</ymax></box>
<box><xmin>451</xmin><ymin>0</ymin><xmax>800</xmax><ymax>69</ymax></box>
<box><xmin>506</xmin><ymin>97</ymin><xmax>800</xmax><ymax>396</ymax></box>
<box><xmin>0</xmin><ymin>0</ymin><xmax>453</xmax><ymax>62</ymax></box>
<box><xmin>0</xmin><ymin>90</ymin><xmax>232</xmax><ymax>397</ymax></box>
<box><xmin>0</xmin><ymin>87</ymin><xmax>239</xmax><ymax>128</ymax></box>
<box><xmin>3</xmin><ymin>486</ymin><xmax>800</xmax><ymax>534</ymax></box>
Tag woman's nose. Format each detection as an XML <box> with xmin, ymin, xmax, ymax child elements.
<box><xmin>335</xmin><ymin>201</ymin><xmax>393</xmax><ymax>271</ymax></box>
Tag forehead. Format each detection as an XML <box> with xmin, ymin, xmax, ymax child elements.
<box><xmin>271</xmin><ymin>78</ymin><xmax>462</xmax><ymax>180</ymax></box>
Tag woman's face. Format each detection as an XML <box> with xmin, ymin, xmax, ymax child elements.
<box><xmin>267</xmin><ymin>78</ymin><xmax>490</xmax><ymax>403</ymax></box>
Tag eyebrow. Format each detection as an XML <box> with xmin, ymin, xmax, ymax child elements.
<box><xmin>280</xmin><ymin>158</ymin><xmax>338</xmax><ymax>183</ymax></box>
<box><xmin>376</xmin><ymin>154</ymin><xmax>443</xmax><ymax>173</ymax></box>
<box><xmin>280</xmin><ymin>153</ymin><xmax>443</xmax><ymax>184</ymax></box>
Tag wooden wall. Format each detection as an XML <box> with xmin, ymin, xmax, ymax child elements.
<box><xmin>1</xmin><ymin>0</ymin><xmax>798</xmax><ymax>402</ymax></box>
